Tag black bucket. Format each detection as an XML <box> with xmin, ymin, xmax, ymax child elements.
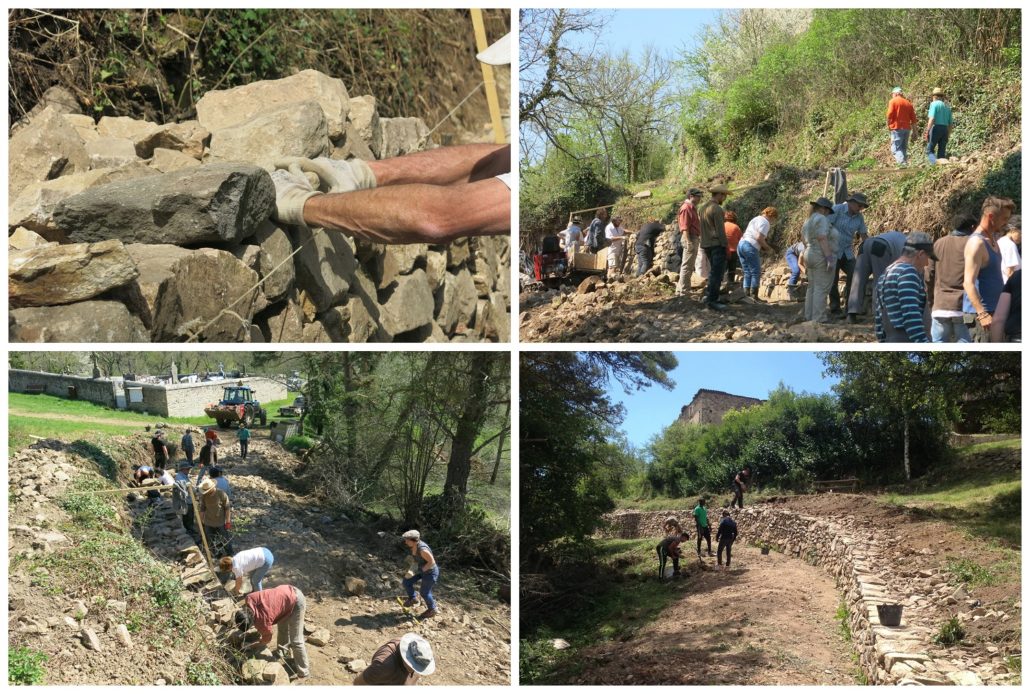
<box><xmin>877</xmin><ymin>604</ymin><xmax>903</xmax><ymax>627</ymax></box>
<box><xmin>760</xmin><ymin>547</ymin><xmax>770</xmax><ymax>555</ymax></box>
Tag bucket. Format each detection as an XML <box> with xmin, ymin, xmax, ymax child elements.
<box><xmin>761</xmin><ymin>547</ymin><xmax>770</xmax><ymax>555</ymax></box>
<box><xmin>877</xmin><ymin>604</ymin><xmax>904</xmax><ymax>627</ymax></box>
<box><xmin>663</xmin><ymin>566</ymin><xmax>674</xmax><ymax>579</ymax></box>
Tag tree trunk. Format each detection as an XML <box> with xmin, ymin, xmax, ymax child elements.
<box><xmin>443</xmin><ymin>357</ymin><xmax>492</xmax><ymax>507</ymax></box>
<box><xmin>490</xmin><ymin>401</ymin><xmax>511</xmax><ymax>485</ymax></box>
<box><xmin>903</xmin><ymin>416</ymin><xmax>911</xmax><ymax>481</ymax></box>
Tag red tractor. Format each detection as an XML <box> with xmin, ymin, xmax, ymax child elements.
<box><xmin>204</xmin><ymin>383</ymin><xmax>267</xmax><ymax>428</ymax></box>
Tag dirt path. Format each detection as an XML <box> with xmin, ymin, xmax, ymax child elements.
<box><xmin>8</xmin><ymin>409</ymin><xmax>159</xmax><ymax>427</ymax></box>
<box><xmin>571</xmin><ymin>546</ymin><xmax>858</xmax><ymax>685</ymax></box>
<box><xmin>213</xmin><ymin>439</ymin><xmax>510</xmax><ymax>686</ymax></box>
<box><xmin>519</xmin><ymin>282</ymin><xmax>875</xmax><ymax>343</ymax></box>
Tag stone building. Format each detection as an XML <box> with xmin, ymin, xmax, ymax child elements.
<box><xmin>677</xmin><ymin>388</ymin><xmax>765</xmax><ymax>426</ymax></box>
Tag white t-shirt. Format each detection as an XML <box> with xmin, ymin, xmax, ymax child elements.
<box><xmin>158</xmin><ymin>470</ymin><xmax>175</xmax><ymax>486</ymax></box>
<box><xmin>232</xmin><ymin>547</ymin><xmax>268</xmax><ymax>579</ymax></box>
<box><xmin>565</xmin><ymin>225</ymin><xmax>583</xmax><ymax>246</ymax></box>
<box><xmin>998</xmin><ymin>235</ymin><xmax>1021</xmax><ymax>280</ymax></box>
<box><xmin>495</xmin><ymin>173</ymin><xmax>511</xmax><ymax>188</ymax></box>
<box><xmin>605</xmin><ymin>222</ymin><xmax>625</xmax><ymax>246</ymax></box>
<box><xmin>742</xmin><ymin>215</ymin><xmax>770</xmax><ymax>246</ymax></box>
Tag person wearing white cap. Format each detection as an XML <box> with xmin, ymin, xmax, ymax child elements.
<box><xmin>269</xmin><ymin>31</ymin><xmax>511</xmax><ymax>245</ymax></box>
<box><xmin>400</xmin><ymin>529</ymin><xmax>440</xmax><ymax>619</ymax></box>
<box><xmin>353</xmin><ymin>633</ymin><xmax>436</xmax><ymax>685</ymax></box>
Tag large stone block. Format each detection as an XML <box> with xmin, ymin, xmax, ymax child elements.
<box><xmin>207</xmin><ymin>102</ymin><xmax>328</xmax><ymax>169</ymax></box>
<box><xmin>348</xmin><ymin>95</ymin><xmax>382</xmax><ymax>157</ymax></box>
<box><xmin>150</xmin><ymin>148</ymin><xmax>201</xmax><ymax>173</ymax></box>
<box><xmin>379</xmin><ymin>269</ymin><xmax>434</xmax><ymax>336</ymax></box>
<box><xmin>85</xmin><ymin>137</ymin><xmax>139</xmax><ymax>169</ymax></box>
<box><xmin>53</xmin><ymin>164</ymin><xmax>275</xmax><ymax>245</ymax></box>
<box><xmin>375</xmin><ymin>243</ymin><xmax>427</xmax><ymax>289</ymax></box>
<box><xmin>291</xmin><ymin>227</ymin><xmax>356</xmax><ymax>312</ymax></box>
<box><xmin>250</xmin><ymin>222</ymin><xmax>296</xmax><ymax>303</ymax></box>
<box><xmin>10</xmin><ymin>300</ymin><xmax>149</xmax><ymax>343</ymax></box>
<box><xmin>196</xmin><ymin>69</ymin><xmax>350</xmax><ymax>138</ymax></box>
<box><xmin>97</xmin><ymin>115</ymin><xmax>161</xmax><ymax>142</ymax></box>
<box><xmin>379</xmin><ymin>117</ymin><xmax>429</xmax><ymax>158</ymax></box>
<box><xmin>10</xmin><ymin>239</ymin><xmax>139</xmax><ymax>308</ymax></box>
<box><xmin>436</xmin><ymin>268</ymin><xmax>477</xmax><ymax>333</ymax></box>
<box><xmin>9</xmin><ymin>106</ymin><xmax>89</xmax><ymax>202</ymax></box>
<box><xmin>264</xmin><ymin>296</ymin><xmax>305</xmax><ymax>343</ymax></box>
<box><xmin>135</xmin><ymin>120</ymin><xmax>209</xmax><ymax>159</ymax></box>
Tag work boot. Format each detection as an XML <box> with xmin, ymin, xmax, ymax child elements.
<box><xmin>402</xmin><ymin>597</ymin><xmax>418</xmax><ymax>608</ymax></box>
<box><xmin>419</xmin><ymin>608</ymin><xmax>438</xmax><ymax>620</ymax></box>
<box><xmin>751</xmin><ymin>287</ymin><xmax>763</xmax><ymax>303</ymax></box>
<box><xmin>704</xmin><ymin>301</ymin><xmax>727</xmax><ymax>311</ymax></box>
<box><xmin>846</xmin><ymin>313</ymin><xmax>858</xmax><ymax>324</ymax></box>
<box><xmin>786</xmin><ymin>285</ymin><xmax>798</xmax><ymax>301</ymax></box>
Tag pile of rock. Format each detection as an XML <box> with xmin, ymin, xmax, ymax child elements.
<box><xmin>9</xmin><ymin>73</ymin><xmax>510</xmax><ymax>343</ymax></box>
<box><xmin>601</xmin><ymin>507</ymin><xmax>1011</xmax><ymax>686</ymax></box>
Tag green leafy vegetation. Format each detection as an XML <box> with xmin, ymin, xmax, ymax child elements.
<box><xmin>947</xmin><ymin>559</ymin><xmax>998</xmax><ymax>588</ymax></box>
<box><xmin>283</xmin><ymin>435</ymin><xmax>314</xmax><ymax>454</ymax></box>
<box><xmin>8</xmin><ymin>646</ymin><xmax>48</xmax><ymax>685</ymax></box>
<box><xmin>835</xmin><ymin>603</ymin><xmax>852</xmax><ymax>642</ymax></box>
<box><xmin>933</xmin><ymin>616</ymin><xmax>967</xmax><ymax>646</ymax></box>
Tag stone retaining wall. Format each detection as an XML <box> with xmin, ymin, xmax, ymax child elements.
<box><xmin>602</xmin><ymin>507</ymin><xmax>985</xmax><ymax>685</ymax></box>
<box><xmin>125</xmin><ymin>377</ymin><xmax>286</xmax><ymax>418</ymax></box>
<box><xmin>9</xmin><ymin>368</ymin><xmax>119</xmax><ymax>407</ymax></box>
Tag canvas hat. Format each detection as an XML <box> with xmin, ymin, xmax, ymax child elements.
<box><xmin>476</xmin><ymin>31</ymin><xmax>511</xmax><ymax>66</ymax></box>
<box><xmin>402</xmin><ymin>529</ymin><xmax>421</xmax><ymax>541</ymax></box>
<box><xmin>932</xmin><ymin>87</ymin><xmax>945</xmax><ymax>96</ymax></box>
<box><xmin>709</xmin><ymin>184</ymin><xmax>731</xmax><ymax>195</ymax></box>
<box><xmin>399</xmin><ymin>633</ymin><xmax>436</xmax><ymax>676</ymax></box>
<box><xmin>892</xmin><ymin>86</ymin><xmax>903</xmax><ymax>94</ymax></box>
<box><xmin>198</xmin><ymin>479</ymin><xmax>217</xmax><ymax>494</ymax></box>
<box><xmin>847</xmin><ymin>192</ymin><xmax>870</xmax><ymax>208</ymax></box>
<box><xmin>905</xmin><ymin>231</ymin><xmax>939</xmax><ymax>261</ymax></box>
<box><xmin>810</xmin><ymin>196</ymin><xmax>834</xmax><ymax>211</ymax></box>
<box><xmin>177</xmin><ymin>460</ymin><xmax>193</xmax><ymax>470</ymax></box>
<box><xmin>687</xmin><ymin>188</ymin><xmax>702</xmax><ymax>196</ymax></box>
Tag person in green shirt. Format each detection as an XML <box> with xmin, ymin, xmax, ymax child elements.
<box><xmin>925</xmin><ymin>87</ymin><xmax>953</xmax><ymax>163</ymax></box>
<box><xmin>237</xmin><ymin>426</ymin><xmax>251</xmax><ymax>460</ymax></box>
<box><xmin>693</xmin><ymin>498</ymin><xmax>713</xmax><ymax>557</ymax></box>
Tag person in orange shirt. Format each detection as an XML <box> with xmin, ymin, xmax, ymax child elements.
<box><xmin>886</xmin><ymin>86</ymin><xmax>917</xmax><ymax>165</ymax></box>
<box><xmin>723</xmin><ymin>210</ymin><xmax>744</xmax><ymax>291</ymax></box>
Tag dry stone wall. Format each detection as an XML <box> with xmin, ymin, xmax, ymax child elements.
<box><xmin>9</xmin><ymin>70</ymin><xmax>510</xmax><ymax>343</ymax></box>
<box><xmin>125</xmin><ymin>377</ymin><xmax>287</xmax><ymax>418</ymax></box>
<box><xmin>602</xmin><ymin>507</ymin><xmax>990</xmax><ymax>686</ymax></box>
<box><xmin>9</xmin><ymin>369</ymin><xmax>119</xmax><ymax>407</ymax></box>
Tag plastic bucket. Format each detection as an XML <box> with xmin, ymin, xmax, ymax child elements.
<box><xmin>877</xmin><ymin>604</ymin><xmax>904</xmax><ymax>627</ymax></box>
<box><xmin>760</xmin><ymin>547</ymin><xmax>770</xmax><ymax>555</ymax></box>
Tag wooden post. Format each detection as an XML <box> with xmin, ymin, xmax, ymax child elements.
<box><xmin>471</xmin><ymin>9</ymin><xmax>505</xmax><ymax>145</ymax></box>
<box><xmin>189</xmin><ymin>484</ymin><xmax>215</xmax><ymax>570</ymax></box>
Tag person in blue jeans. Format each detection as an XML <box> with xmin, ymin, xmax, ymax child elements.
<box><xmin>221</xmin><ymin>547</ymin><xmax>275</xmax><ymax>594</ymax></box>
<box><xmin>784</xmin><ymin>241</ymin><xmax>806</xmax><ymax>301</ymax></box>
<box><xmin>401</xmin><ymin>530</ymin><xmax>439</xmax><ymax>620</ymax></box>
<box><xmin>925</xmin><ymin>87</ymin><xmax>953</xmax><ymax>163</ymax></box>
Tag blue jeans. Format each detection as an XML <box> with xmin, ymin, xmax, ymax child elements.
<box><xmin>931</xmin><ymin>316</ymin><xmax>971</xmax><ymax>343</ymax></box>
<box><xmin>786</xmin><ymin>252</ymin><xmax>801</xmax><ymax>285</ymax></box>
<box><xmin>250</xmin><ymin>548</ymin><xmax>275</xmax><ymax>591</ymax></box>
<box><xmin>890</xmin><ymin>129</ymin><xmax>910</xmax><ymax>164</ymax></box>
<box><xmin>403</xmin><ymin>567</ymin><xmax>439</xmax><ymax>610</ymax></box>
<box><xmin>737</xmin><ymin>240</ymin><xmax>761</xmax><ymax>290</ymax></box>
<box><xmin>927</xmin><ymin>125</ymin><xmax>949</xmax><ymax>160</ymax></box>
<box><xmin>703</xmin><ymin>245</ymin><xmax>727</xmax><ymax>305</ymax></box>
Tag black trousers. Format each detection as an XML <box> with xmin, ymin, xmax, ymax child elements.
<box><xmin>703</xmin><ymin>245</ymin><xmax>727</xmax><ymax>305</ymax></box>
<box><xmin>696</xmin><ymin>525</ymin><xmax>712</xmax><ymax>553</ymax></box>
<box><xmin>240</xmin><ymin>440</ymin><xmax>249</xmax><ymax>458</ymax></box>
<box><xmin>732</xmin><ymin>482</ymin><xmax>745</xmax><ymax>508</ymax></box>
<box><xmin>718</xmin><ymin>538</ymin><xmax>734</xmax><ymax>566</ymax></box>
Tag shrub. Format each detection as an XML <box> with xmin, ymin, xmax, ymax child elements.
<box><xmin>9</xmin><ymin>646</ymin><xmax>47</xmax><ymax>685</ymax></box>
<box><xmin>284</xmin><ymin>435</ymin><xmax>314</xmax><ymax>454</ymax></box>
<box><xmin>934</xmin><ymin>617</ymin><xmax>966</xmax><ymax>646</ymax></box>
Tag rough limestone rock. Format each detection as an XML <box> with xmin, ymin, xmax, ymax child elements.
<box><xmin>144</xmin><ymin>248</ymin><xmax>265</xmax><ymax>342</ymax></box>
<box><xmin>320</xmin><ymin>295</ymin><xmax>383</xmax><ymax>343</ymax></box>
<box><xmin>8</xmin><ymin>228</ymin><xmax>49</xmax><ymax>250</ymax></box>
<box><xmin>379</xmin><ymin>269</ymin><xmax>435</xmax><ymax>336</ymax></box>
<box><xmin>344</xmin><ymin>577</ymin><xmax>367</xmax><ymax>596</ymax></box>
<box><xmin>250</xmin><ymin>222</ymin><xmax>296</xmax><ymax>302</ymax></box>
<box><xmin>307</xmin><ymin>628</ymin><xmax>331</xmax><ymax>647</ymax></box>
<box><xmin>262</xmin><ymin>662</ymin><xmax>290</xmax><ymax>685</ymax></box>
<box><xmin>97</xmin><ymin>115</ymin><xmax>161</xmax><ymax>143</ymax></box>
<box><xmin>264</xmin><ymin>296</ymin><xmax>305</xmax><ymax>342</ymax></box>
<box><xmin>9</xmin><ymin>106</ymin><xmax>90</xmax><ymax>202</ymax></box>
<box><xmin>426</xmin><ymin>249</ymin><xmax>447</xmax><ymax>290</ymax></box>
<box><xmin>447</xmin><ymin>238</ymin><xmax>471</xmax><ymax>268</ymax></box>
<box><xmin>62</xmin><ymin>113</ymin><xmax>100</xmax><ymax>143</ymax></box>
<box><xmin>349</xmin><ymin>95</ymin><xmax>382</xmax><ymax>157</ymax></box>
<box><xmin>207</xmin><ymin>101</ymin><xmax>329</xmax><ymax>168</ymax></box>
<box><xmin>379</xmin><ymin>117</ymin><xmax>429</xmax><ymax>159</ymax></box>
<box><xmin>10</xmin><ymin>239</ymin><xmax>139</xmax><ymax>308</ymax></box>
<box><xmin>80</xmin><ymin>627</ymin><xmax>102</xmax><ymax>651</ymax></box>
<box><xmin>9</xmin><ymin>163</ymin><xmax>157</xmax><ymax>239</ymax></box>
<box><xmin>150</xmin><ymin>148</ymin><xmax>201</xmax><ymax>172</ymax></box>
<box><xmin>436</xmin><ymin>268</ymin><xmax>478</xmax><ymax>332</ymax></box>
<box><xmin>15</xmin><ymin>85</ymin><xmax>81</xmax><ymax>127</ymax></box>
<box><xmin>10</xmin><ymin>300</ymin><xmax>148</xmax><ymax>342</ymax></box>
<box><xmin>241</xmin><ymin>659</ymin><xmax>265</xmax><ymax>683</ymax></box>
<box><xmin>123</xmin><ymin>244</ymin><xmax>195</xmax><ymax>325</ymax></box>
<box><xmin>85</xmin><ymin>137</ymin><xmax>139</xmax><ymax>169</ymax></box>
<box><xmin>292</xmin><ymin>227</ymin><xmax>356</xmax><ymax>312</ymax></box>
<box><xmin>340</xmin><ymin>124</ymin><xmax>376</xmax><ymax>161</ymax></box>
<box><xmin>376</xmin><ymin>243</ymin><xmax>427</xmax><ymax>288</ymax></box>
<box><xmin>196</xmin><ymin>69</ymin><xmax>350</xmax><ymax>139</ymax></box>
<box><xmin>302</xmin><ymin>320</ymin><xmax>331</xmax><ymax>342</ymax></box>
<box><xmin>135</xmin><ymin>120</ymin><xmax>209</xmax><ymax>159</ymax></box>
<box><xmin>53</xmin><ymin>164</ymin><xmax>275</xmax><ymax>245</ymax></box>
<box><xmin>488</xmin><ymin>291</ymin><xmax>510</xmax><ymax>342</ymax></box>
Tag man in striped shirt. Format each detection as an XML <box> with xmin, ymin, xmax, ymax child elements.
<box><xmin>875</xmin><ymin>231</ymin><xmax>937</xmax><ymax>342</ymax></box>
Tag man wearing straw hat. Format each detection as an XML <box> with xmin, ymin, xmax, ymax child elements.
<box><xmin>199</xmin><ymin>477</ymin><xmax>234</xmax><ymax>557</ymax></box>
<box><xmin>354</xmin><ymin>633</ymin><xmax>437</xmax><ymax>685</ymax></box>
<box><xmin>925</xmin><ymin>87</ymin><xmax>953</xmax><ymax>164</ymax></box>
<box><xmin>269</xmin><ymin>33</ymin><xmax>512</xmax><ymax>244</ymax></box>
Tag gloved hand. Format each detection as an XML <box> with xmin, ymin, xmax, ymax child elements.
<box><xmin>269</xmin><ymin>168</ymin><xmax>322</xmax><ymax>227</ymax></box>
<box><xmin>274</xmin><ymin>156</ymin><xmax>376</xmax><ymax>193</ymax></box>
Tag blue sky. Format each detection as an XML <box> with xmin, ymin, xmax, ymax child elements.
<box><xmin>564</xmin><ymin>9</ymin><xmax>722</xmax><ymax>61</ymax></box>
<box><xmin>605</xmin><ymin>352</ymin><xmax>841</xmax><ymax>450</ymax></box>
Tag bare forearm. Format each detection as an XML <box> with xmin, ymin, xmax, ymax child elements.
<box><xmin>303</xmin><ymin>178</ymin><xmax>510</xmax><ymax>244</ymax></box>
<box><xmin>368</xmin><ymin>144</ymin><xmax>509</xmax><ymax>186</ymax></box>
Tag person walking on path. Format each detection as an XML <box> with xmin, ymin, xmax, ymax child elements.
<box><xmin>827</xmin><ymin>193</ymin><xmax>870</xmax><ymax>317</ymax></box>
<box><xmin>635</xmin><ymin>218</ymin><xmax>665</xmax><ymax>277</ymax></box>
<box><xmin>738</xmin><ymin>207</ymin><xmax>778</xmax><ymax>302</ymax></box>
<box><xmin>236</xmin><ymin>584</ymin><xmax>310</xmax><ymax>679</ymax></box>
<box><xmin>353</xmin><ymin>633</ymin><xmax>436</xmax><ymax>685</ymax></box>
<box><xmin>846</xmin><ymin>230</ymin><xmax>907</xmax><ymax>322</ymax></box>
<box><xmin>699</xmin><ymin>185</ymin><xmax>731</xmax><ymax>311</ymax></box>
<box><xmin>802</xmin><ymin>197</ymin><xmax>839</xmax><ymax>323</ymax></box>
<box><xmin>963</xmin><ymin>196</ymin><xmax>1015</xmax><ymax>341</ymax></box>
<box><xmin>925</xmin><ymin>87</ymin><xmax>953</xmax><ymax>164</ymax></box>
<box><xmin>784</xmin><ymin>241</ymin><xmax>806</xmax><ymax>301</ymax></box>
<box><xmin>875</xmin><ymin>232</ymin><xmax>936</xmax><ymax>343</ymax></box>
<box><xmin>928</xmin><ymin>213</ymin><xmax>978</xmax><ymax>342</ymax></box>
<box><xmin>693</xmin><ymin>498</ymin><xmax>713</xmax><ymax>557</ymax></box>
<box><xmin>676</xmin><ymin>188</ymin><xmax>703</xmax><ymax>296</ymax></box>
<box><xmin>716</xmin><ymin>510</ymin><xmax>738</xmax><ymax>569</ymax></box>
<box><xmin>198</xmin><ymin>477</ymin><xmax>234</xmax><ymax>557</ymax></box>
<box><xmin>221</xmin><ymin>547</ymin><xmax>275</xmax><ymax>595</ymax></box>
<box><xmin>237</xmin><ymin>425</ymin><xmax>251</xmax><ymax>460</ymax></box>
<box><xmin>731</xmin><ymin>466</ymin><xmax>751</xmax><ymax>509</ymax></box>
<box><xmin>401</xmin><ymin>530</ymin><xmax>440</xmax><ymax>620</ymax></box>
<box><xmin>886</xmin><ymin>86</ymin><xmax>917</xmax><ymax>164</ymax></box>
<box><xmin>180</xmin><ymin>429</ymin><xmax>195</xmax><ymax>464</ymax></box>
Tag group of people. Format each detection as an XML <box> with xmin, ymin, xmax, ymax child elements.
<box><xmin>559</xmin><ymin>208</ymin><xmax>629</xmax><ymax>279</ymax></box>
<box><xmin>885</xmin><ymin>85</ymin><xmax>953</xmax><ymax>166</ymax></box>
<box><xmin>135</xmin><ymin>427</ymin><xmax>443</xmax><ymax>683</ymax></box>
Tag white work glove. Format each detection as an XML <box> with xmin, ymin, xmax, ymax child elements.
<box><xmin>274</xmin><ymin>156</ymin><xmax>376</xmax><ymax>193</ymax></box>
<box><xmin>269</xmin><ymin>167</ymin><xmax>322</xmax><ymax>227</ymax></box>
